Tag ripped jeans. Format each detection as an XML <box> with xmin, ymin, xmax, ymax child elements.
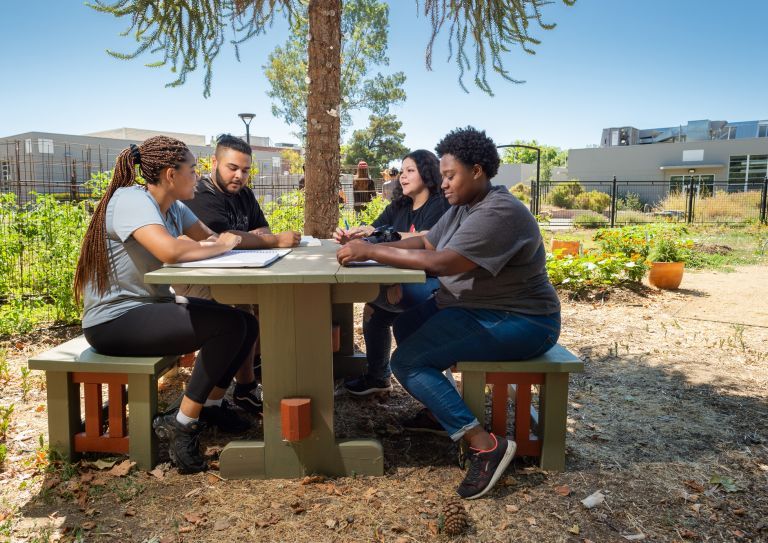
<box><xmin>390</xmin><ymin>298</ymin><xmax>560</xmax><ymax>440</ymax></box>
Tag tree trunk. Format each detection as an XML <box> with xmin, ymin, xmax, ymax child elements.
<box><xmin>304</xmin><ymin>0</ymin><xmax>341</xmax><ymax>237</ymax></box>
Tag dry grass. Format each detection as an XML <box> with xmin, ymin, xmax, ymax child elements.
<box><xmin>658</xmin><ymin>190</ymin><xmax>763</xmax><ymax>222</ymax></box>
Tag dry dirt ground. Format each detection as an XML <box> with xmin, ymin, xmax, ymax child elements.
<box><xmin>1</xmin><ymin>267</ymin><xmax>766</xmax><ymax>543</ymax></box>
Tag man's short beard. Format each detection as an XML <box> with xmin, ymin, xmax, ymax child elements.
<box><xmin>212</xmin><ymin>165</ymin><xmax>236</xmax><ymax>193</ymax></box>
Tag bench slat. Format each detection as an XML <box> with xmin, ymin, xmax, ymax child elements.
<box><xmin>455</xmin><ymin>344</ymin><xmax>583</xmax><ymax>373</ymax></box>
<box><xmin>28</xmin><ymin>336</ymin><xmax>177</xmax><ymax>375</ymax></box>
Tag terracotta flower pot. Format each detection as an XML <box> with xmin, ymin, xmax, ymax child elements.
<box><xmin>551</xmin><ymin>239</ymin><xmax>580</xmax><ymax>258</ymax></box>
<box><xmin>648</xmin><ymin>261</ymin><xmax>684</xmax><ymax>290</ymax></box>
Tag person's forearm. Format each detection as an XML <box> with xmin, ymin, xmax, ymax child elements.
<box><xmin>221</xmin><ymin>230</ymin><xmax>276</xmax><ymax>249</ymax></box>
<box><xmin>365</xmin><ymin>244</ymin><xmax>457</xmax><ymax>276</ymax></box>
<box><xmin>380</xmin><ymin>235</ymin><xmax>427</xmax><ymax>250</ymax></box>
<box><xmin>172</xmin><ymin>239</ymin><xmax>233</xmax><ymax>262</ymax></box>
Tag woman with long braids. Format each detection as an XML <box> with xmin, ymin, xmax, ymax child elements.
<box><xmin>74</xmin><ymin>136</ymin><xmax>259</xmax><ymax>473</ymax></box>
<box><xmin>333</xmin><ymin>150</ymin><xmax>449</xmax><ymax>396</ymax></box>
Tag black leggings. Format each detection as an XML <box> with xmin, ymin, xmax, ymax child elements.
<box><xmin>83</xmin><ymin>298</ymin><xmax>259</xmax><ymax>404</ymax></box>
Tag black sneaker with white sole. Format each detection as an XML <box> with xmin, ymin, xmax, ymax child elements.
<box><xmin>343</xmin><ymin>374</ymin><xmax>393</xmax><ymax>396</ymax></box>
<box><xmin>401</xmin><ymin>408</ymin><xmax>449</xmax><ymax>436</ymax></box>
<box><xmin>199</xmin><ymin>399</ymin><xmax>251</xmax><ymax>433</ymax></box>
<box><xmin>457</xmin><ymin>434</ymin><xmax>516</xmax><ymax>500</ymax></box>
<box><xmin>152</xmin><ymin>413</ymin><xmax>207</xmax><ymax>474</ymax></box>
<box><xmin>233</xmin><ymin>382</ymin><xmax>263</xmax><ymax>416</ymax></box>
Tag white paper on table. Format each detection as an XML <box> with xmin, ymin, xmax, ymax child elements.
<box><xmin>165</xmin><ymin>249</ymin><xmax>291</xmax><ymax>268</ymax></box>
<box><xmin>299</xmin><ymin>236</ymin><xmax>322</xmax><ymax>247</ymax></box>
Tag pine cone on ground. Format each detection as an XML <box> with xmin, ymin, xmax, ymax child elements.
<box><xmin>441</xmin><ymin>498</ymin><xmax>469</xmax><ymax>536</ymax></box>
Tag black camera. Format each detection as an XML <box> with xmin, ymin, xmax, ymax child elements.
<box><xmin>363</xmin><ymin>226</ymin><xmax>401</xmax><ymax>244</ymax></box>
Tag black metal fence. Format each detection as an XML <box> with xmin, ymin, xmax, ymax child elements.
<box><xmin>527</xmin><ymin>177</ymin><xmax>768</xmax><ymax>226</ymax></box>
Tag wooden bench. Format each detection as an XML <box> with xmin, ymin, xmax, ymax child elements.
<box><xmin>457</xmin><ymin>344</ymin><xmax>583</xmax><ymax>471</ymax></box>
<box><xmin>28</xmin><ymin>336</ymin><xmax>179</xmax><ymax>470</ymax></box>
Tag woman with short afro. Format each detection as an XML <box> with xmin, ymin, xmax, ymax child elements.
<box><xmin>336</xmin><ymin>127</ymin><xmax>560</xmax><ymax>499</ymax></box>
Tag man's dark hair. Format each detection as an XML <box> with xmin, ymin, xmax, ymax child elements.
<box><xmin>214</xmin><ymin>133</ymin><xmax>252</xmax><ymax>157</ymax></box>
<box><xmin>435</xmin><ymin>126</ymin><xmax>500</xmax><ymax>179</ymax></box>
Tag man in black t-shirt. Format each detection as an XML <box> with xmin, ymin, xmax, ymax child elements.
<box><xmin>176</xmin><ymin>135</ymin><xmax>300</xmax><ymax>418</ymax></box>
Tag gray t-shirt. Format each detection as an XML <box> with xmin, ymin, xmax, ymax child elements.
<box><xmin>426</xmin><ymin>186</ymin><xmax>560</xmax><ymax>315</ymax></box>
<box><xmin>82</xmin><ymin>186</ymin><xmax>198</xmax><ymax>328</ymax></box>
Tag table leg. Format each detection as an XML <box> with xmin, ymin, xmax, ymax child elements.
<box><xmin>220</xmin><ymin>283</ymin><xmax>383</xmax><ymax>478</ymax></box>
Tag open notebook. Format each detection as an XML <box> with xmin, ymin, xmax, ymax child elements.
<box><xmin>165</xmin><ymin>249</ymin><xmax>292</xmax><ymax>268</ymax></box>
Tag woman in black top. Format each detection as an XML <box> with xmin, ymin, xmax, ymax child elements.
<box><xmin>334</xmin><ymin>150</ymin><xmax>448</xmax><ymax>396</ymax></box>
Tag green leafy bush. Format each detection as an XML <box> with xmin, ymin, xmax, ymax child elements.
<box><xmin>547</xmin><ymin>181</ymin><xmax>583</xmax><ymax>208</ymax></box>
<box><xmin>574</xmin><ymin>191</ymin><xmax>611</xmax><ymax>213</ymax></box>
<box><xmin>511</xmin><ymin>182</ymin><xmax>531</xmax><ymax>203</ymax></box>
<box><xmin>260</xmin><ymin>190</ymin><xmax>305</xmax><ymax>233</ymax></box>
<box><xmin>546</xmin><ymin>252</ymin><xmax>647</xmax><ymax>292</ymax></box>
<box><xmin>617</xmin><ymin>192</ymin><xmax>643</xmax><ymax>211</ymax></box>
<box><xmin>593</xmin><ymin>224</ymin><xmax>689</xmax><ymax>259</ymax></box>
<box><xmin>648</xmin><ymin>237</ymin><xmax>687</xmax><ymax>262</ymax></box>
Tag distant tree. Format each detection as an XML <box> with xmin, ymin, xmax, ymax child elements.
<box><xmin>501</xmin><ymin>139</ymin><xmax>567</xmax><ymax>181</ymax></box>
<box><xmin>264</xmin><ymin>0</ymin><xmax>406</xmax><ymax>140</ymax></box>
<box><xmin>89</xmin><ymin>0</ymin><xmax>574</xmax><ymax>236</ymax></box>
<box><xmin>280</xmin><ymin>149</ymin><xmax>304</xmax><ymax>174</ymax></box>
<box><xmin>344</xmin><ymin>114</ymin><xmax>409</xmax><ymax>173</ymax></box>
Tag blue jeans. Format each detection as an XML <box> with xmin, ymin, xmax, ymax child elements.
<box><xmin>391</xmin><ymin>298</ymin><xmax>561</xmax><ymax>441</ymax></box>
<box><xmin>362</xmin><ymin>278</ymin><xmax>441</xmax><ymax>380</ymax></box>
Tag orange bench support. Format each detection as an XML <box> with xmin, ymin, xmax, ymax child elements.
<box><xmin>486</xmin><ymin>372</ymin><xmax>543</xmax><ymax>457</ymax></box>
<box><xmin>281</xmin><ymin>398</ymin><xmax>312</xmax><ymax>441</ymax></box>
<box><xmin>72</xmin><ymin>372</ymin><xmax>130</xmax><ymax>454</ymax></box>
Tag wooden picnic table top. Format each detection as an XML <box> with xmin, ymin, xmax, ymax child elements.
<box><xmin>144</xmin><ymin>239</ymin><xmax>425</xmax><ymax>285</ymax></box>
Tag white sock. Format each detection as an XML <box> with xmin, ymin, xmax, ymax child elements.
<box><xmin>175</xmin><ymin>410</ymin><xmax>197</xmax><ymax>426</ymax></box>
<box><xmin>204</xmin><ymin>398</ymin><xmax>223</xmax><ymax>407</ymax></box>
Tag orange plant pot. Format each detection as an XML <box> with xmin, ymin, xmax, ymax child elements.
<box><xmin>648</xmin><ymin>261</ymin><xmax>684</xmax><ymax>290</ymax></box>
<box><xmin>551</xmin><ymin>239</ymin><xmax>580</xmax><ymax>258</ymax></box>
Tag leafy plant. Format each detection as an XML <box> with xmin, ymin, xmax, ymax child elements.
<box><xmin>20</xmin><ymin>367</ymin><xmax>32</xmax><ymax>402</ymax></box>
<box><xmin>574</xmin><ymin>211</ymin><xmax>608</xmax><ymax>227</ymax></box>
<box><xmin>546</xmin><ymin>251</ymin><xmax>647</xmax><ymax>292</ymax></box>
<box><xmin>0</xmin><ymin>404</ymin><xmax>14</xmax><ymax>439</ymax></box>
<box><xmin>617</xmin><ymin>192</ymin><xmax>643</xmax><ymax>211</ymax></box>
<box><xmin>648</xmin><ymin>237</ymin><xmax>686</xmax><ymax>262</ymax></box>
<box><xmin>548</xmin><ymin>181</ymin><xmax>583</xmax><ymax>208</ymax></box>
<box><xmin>574</xmin><ymin>190</ymin><xmax>611</xmax><ymax>213</ymax></box>
<box><xmin>0</xmin><ymin>349</ymin><xmax>9</xmax><ymax>383</ymax></box>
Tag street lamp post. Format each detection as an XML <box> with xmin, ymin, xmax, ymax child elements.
<box><xmin>238</xmin><ymin>113</ymin><xmax>256</xmax><ymax>145</ymax></box>
<box><xmin>496</xmin><ymin>144</ymin><xmax>541</xmax><ymax>215</ymax></box>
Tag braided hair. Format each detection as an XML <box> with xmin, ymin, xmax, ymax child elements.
<box><xmin>73</xmin><ymin>136</ymin><xmax>190</xmax><ymax>302</ymax></box>
<box><xmin>390</xmin><ymin>149</ymin><xmax>443</xmax><ymax>209</ymax></box>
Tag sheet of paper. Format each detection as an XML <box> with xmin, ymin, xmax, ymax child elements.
<box><xmin>165</xmin><ymin>249</ymin><xmax>291</xmax><ymax>268</ymax></box>
<box><xmin>299</xmin><ymin>236</ymin><xmax>322</xmax><ymax>247</ymax></box>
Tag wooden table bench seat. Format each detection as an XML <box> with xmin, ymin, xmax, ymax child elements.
<box><xmin>457</xmin><ymin>344</ymin><xmax>583</xmax><ymax>471</ymax></box>
<box><xmin>28</xmin><ymin>335</ymin><xmax>179</xmax><ymax>469</ymax></box>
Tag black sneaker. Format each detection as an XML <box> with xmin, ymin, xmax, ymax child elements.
<box><xmin>402</xmin><ymin>408</ymin><xmax>448</xmax><ymax>436</ymax></box>
<box><xmin>152</xmin><ymin>413</ymin><xmax>207</xmax><ymax>474</ymax></box>
<box><xmin>344</xmin><ymin>374</ymin><xmax>393</xmax><ymax>396</ymax></box>
<box><xmin>233</xmin><ymin>382</ymin><xmax>263</xmax><ymax>415</ymax></box>
<box><xmin>457</xmin><ymin>434</ymin><xmax>516</xmax><ymax>500</ymax></box>
<box><xmin>253</xmin><ymin>355</ymin><xmax>262</xmax><ymax>381</ymax></box>
<box><xmin>199</xmin><ymin>399</ymin><xmax>251</xmax><ymax>433</ymax></box>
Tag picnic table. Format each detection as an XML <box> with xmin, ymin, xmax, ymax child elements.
<box><xmin>144</xmin><ymin>240</ymin><xmax>425</xmax><ymax>479</ymax></box>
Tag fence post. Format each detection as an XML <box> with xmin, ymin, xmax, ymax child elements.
<box><xmin>529</xmin><ymin>179</ymin><xmax>536</xmax><ymax>215</ymax></box>
<box><xmin>686</xmin><ymin>177</ymin><xmax>695</xmax><ymax>224</ymax></box>
<box><xmin>760</xmin><ymin>176</ymin><xmax>768</xmax><ymax>224</ymax></box>
<box><xmin>610</xmin><ymin>176</ymin><xmax>617</xmax><ymax>228</ymax></box>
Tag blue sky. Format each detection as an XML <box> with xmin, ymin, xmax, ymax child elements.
<box><xmin>1</xmin><ymin>1</ymin><xmax>766</xmax><ymax>151</ymax></box>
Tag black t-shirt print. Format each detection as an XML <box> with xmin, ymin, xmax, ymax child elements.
<box><xmin>182</xmin><ymin>176</ymin><xmax>269</xmax><ymax>234</ymax></box>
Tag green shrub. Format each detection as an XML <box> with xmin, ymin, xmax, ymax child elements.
<box><xmin>574</xmin><ymin>211</ymin><xmax>608</xmax><ymax>227</ymax></box>
<box><xmin>615</xmin><ymin>210</ymin><xmax>654</xmax><ymax>224</ymax></box>
<box><xmin>648</xmin><ymin>237</ymin><xmax>687</xmax><ymax>262</ymax></box>
<box><xmin>593</xmin><ymin>224</ymin><xmax>689</xmax><ymax>259</ymax></box>
<box><xmin>617</xmin><ymin>192</ymin><xmax>643</xmax><ymax>211</ymax></box>
<box><xmin>511</xmin><ymin>182</ymin><xmax>531</xmax><ymax>203</ymax></box>
<box><xmin>574</xmin><ymin>191</ymin><xmax>611</xmax><ymax>213</ymax></box>
<box><xmin>548</xmin><ymin>181</ymin><xmax>583</xmax><ymax>208</ymax></box>
<box><xmin>547</xmin><ymin>252</ymin><xmax>647</xmax><ymax>292</ymax></box>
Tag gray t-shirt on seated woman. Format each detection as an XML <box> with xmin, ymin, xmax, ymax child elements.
<box><xmin>82</xmin><ymin>186</ymin><xmax>198</xmax><ymax>328</ymax></box>
<box><xmin>426</xmin><ymin>186</ymin><xmax>560</xmax><ymax>315</ymax></box>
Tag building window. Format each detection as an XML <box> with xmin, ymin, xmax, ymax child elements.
<box><xmin>0</xmin><ymin>160</ymin><xmax>10</xmax><ymax>182</ymax></box>
<box><xmin>728</xmin><ymin>154</ymin><xmax>768</xmax><ymax>191</ymax></box>
<box><xmin>38</xmin><ymin>139</ymin><xmax>54</xmax><ymax>154</ymax></box>
<box><xmin>670</xmin><ymin>175</ymin><xmax>714</xmax><ymax>196</ymax></box>
<box><xmin>758</xmin><ymin>122</ymin><xmax>768</xmax><ymax>138</ymax></box>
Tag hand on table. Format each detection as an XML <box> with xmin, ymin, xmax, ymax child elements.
<box><xmin>217</xmin><ymin>232</ymin><xmax>242</xmax><ymax>250</ymax></box>
<box><xmin>333</xmin><ymin>226</ymin><xmax>373</xmax><ymax>245</ymax></box>
<box><xmin>336</xmin><ymin>240</ymin><xmax>372</xmax><ymax>266</ymax></box>
<box><xmin>276</xmin><ymin>230</ymin><xmax>301</xmax><ymax>247</ymax></box>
